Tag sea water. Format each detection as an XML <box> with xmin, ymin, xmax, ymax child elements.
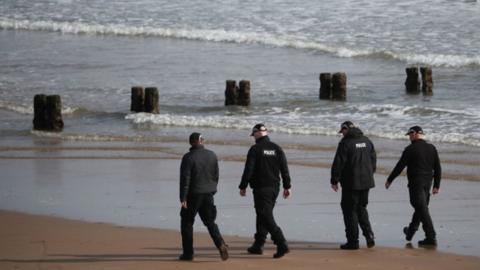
<box><xmin>0</xmin><ymin>0</ymin><xmax>479</xmax><ymax>146</ymax></box>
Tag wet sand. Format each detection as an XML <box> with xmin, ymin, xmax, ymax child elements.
<box><xmin>0</xmin><ymin>134</ymin><xmax>479</xmax><ymax>258</ymax></box>
<box><xmin>1</xmin><ymin>210</ymin><xmax>480</xmax><ymax>270</ymax></box>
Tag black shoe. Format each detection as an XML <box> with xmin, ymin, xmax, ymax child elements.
<box><xmin>403</xmin><ymin>227</ymin><xmax>414</xmax><ymax>241</ymax></box>
<box><xmin>418</xmin><ymin>238</ymin><xmax>437</xmax><ymax>246</ymax></box>
<box><xmin>340</xmin><ymin>242</ymin><xmax>359</xmax><ymax>250</ymax></box>
<box><xmin>273</xmin><ymin>244</ymin><xmax>290</xmax><ymax>258</ymax></box>
<box><xmin>247</xmin><ymin>245</ymin><xmax>263</xmax><ymax>255</ymax></box>
<box><xmin>178</xmin><ymin>254</ymin><xmax>193</xmax><ymax>261</ymax></box>
<box><xmin>366</xmin><ymin>237</ymin><xmax>375</xmax><ymax>248</ymax></box>
<box><xmin>218</xmin><ymin>244</ymin><xmax>229</xmax><ymax>261</ymax></box>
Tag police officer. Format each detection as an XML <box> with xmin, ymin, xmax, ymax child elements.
<box><xmin>179</xmin><ymin>132</ymin><xmax>228</xmax><ymax>261</ymax></box>
<box><xmin>331</xmin><ymin>121</ymin><xmax>376</xmax><ymax>250</ymax></box>
<box><xmin>239</xmin><ymin>123</ymin><xmax>292</xmax><ymax>258</ymax></box>
<box><xmin>385</xmin><ymin>126</ymin><xmax>441</xmax><ymax>247</ymax></box>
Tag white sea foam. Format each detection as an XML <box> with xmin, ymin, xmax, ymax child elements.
<box><xmin>1</xmin><ymin>18</ymin><xmax>478</xmax><ymax>68</ymax></box>
<box><xmin>0</xmin><ymin>101</ymin><xmax>79</xmax><ymax>115</ymax></box>
<box><xmin>125</xmin><ymin>112</ymin><xmax>480</xmax><ymax>147</ymax></box>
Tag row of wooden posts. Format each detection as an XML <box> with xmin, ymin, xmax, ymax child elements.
<box><xmin>32</xmin><ymin>67</ymin><xmax>433</xmax><ymax>132</ymax></box>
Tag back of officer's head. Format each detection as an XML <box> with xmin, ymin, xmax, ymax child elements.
<box><xmin>189</xmin><ymin>132</ymin><xmax>204</xmax><ymax>146</ymax></box>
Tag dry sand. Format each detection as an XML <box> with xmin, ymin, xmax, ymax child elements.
<box><xmin>1</xmin><ymin>210</ymin><xmax>479</xmax><ymax>270</ymax></box>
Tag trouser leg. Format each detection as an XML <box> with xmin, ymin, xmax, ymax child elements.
<box><xmin>180</xmin><ymin>195</ymin><xmax>201</xmax><ymax>255</ymax></box>
<box><xmin>198</xmin><ymin>193</ymin><xmax>225</xmax><ymax>248</ymax></box>
<box><xmin>341</xmin><ymin>189</ymin><xmax>359</xmax><ymax>243</ymax></box>
<box><xmin>357</xmin><ymin>189</ymin><xmax>374</xmax><ymax>239</ymax></box>
<box><xmin>254</xmin><ymin>188</ymin><xmax>286</xmax><ymax>246</ymax></box>
<box><xmin>409</xmin><ymin>187</ymin><xmax>436</xmax><ymax>240</ymax></box>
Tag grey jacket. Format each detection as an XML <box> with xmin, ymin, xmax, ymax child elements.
<box><xmin>179</xmin><ymin>144</ymin><xmax>219</xmax><ymax>201</ymax></box>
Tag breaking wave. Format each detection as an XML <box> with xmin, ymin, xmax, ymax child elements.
<box><xmin>1</xmin><ymin>18</ymin><xmax>478</xmax><ymax>68</ymax></box>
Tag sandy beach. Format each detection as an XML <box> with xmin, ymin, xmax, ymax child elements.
<box><xmin>1</xmin><ymin>210</ymin><xmax>480</xmax><ymax>270</ymax></box>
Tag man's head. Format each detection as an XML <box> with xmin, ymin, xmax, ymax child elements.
<box><xmin>405</xmin><ymin>125</ymin><xmax>424</xmax><ymax>141</ymax></box>
<box><xmin>189</xmin><ymin>132</ymin><xmax>204</xmax><ymax>146</ymax></box>
<box><xmin>338</xmin><ymin>121</ymin><xmax>355</xmax><ymax>136</ymax></box>
<box><xmin>250</xmin><ymin>123</ymin><xmax>268</xmax><ymax>139</ymax></box>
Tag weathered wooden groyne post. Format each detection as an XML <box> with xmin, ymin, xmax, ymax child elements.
<box><xmin>238</xmin><ymin>80</ymin><xmax>251</xmax><ymax>106</ymax></box>
<box><xmin>405</xmin><ymin>67</ymin><xmax>421</xmax><ymax>94</ymax></box>
<box><xmin>130</xmin><ymin>86</ymin><xmax>145</xmax><ymax>112</ymax></box>
<box><xmin>144</xmin><ymin>87</ymin><xmax>159</xmax><ymax>113</ymax></box>
<box><xmin>420</xmin><ymin>67</ymin><xmax>433</xmax><ymax>95</ymax></box>
<box><xmin>225</xmin><ymin>80</ymin><xmax>238</xmax><ymax>106</ymax></box>
<box><xmin>33</xmin><ymin>94</ymin><xmax>64</xmax><ymax>132</ymax></box>
<box><xmin>319</xmin><ymin>73</ymin><xmax>332</xmax><ymax>100</ymax></box>
<box><xmin>331</xmin><ymin>72</ymin><xmax>347</xmax><ymax>101</ymax></box>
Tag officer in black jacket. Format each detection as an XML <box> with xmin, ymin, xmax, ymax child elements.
<box><xmin>239</xmin><ymin>123</ymin><xmax>292</xmax><ymax>258</ymax></box>
<box><xmin>385</xmin><ymin>126</ymin><xmax>441</xmax><ymax>247</ymax></box>
<box><xmin>331</xmin><ymin>121</ymin><xmax>376</xmax><ymax>250</ymax></box>
<box><xmin>179</xmin><ymin>132</ymin><xmax>228</xmax><ymax>261</ymax></box>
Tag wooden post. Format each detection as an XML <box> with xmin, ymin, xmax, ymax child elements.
<box><xmin>331</xmin><ymin>72</ymin><xmax>347</xmax><ymax>101</ymax></box>
<box><xmin>46</xmin><ymin>95</ymin><xmax>64</xmax><ymax>132</ymax></box>
<box><xmin>405</xmin><ymin>67</ymin><xmax>420</xmax><ymax>94</ymax></box>
<box><xmin>238</xmin><ymin>80</ymin><xmax>251</xmax><ymax>106</ymax></box>
<box><xmin>144</xmin><ymin>87</ymin><xmax>159</xmax><ymax>113</ymax></box>
<box><xmin>420</xmin><ymin>67</ymin><xmax>433</xmax><ymax>95</ymax></box>
<box><xmin>33</xmin><ymin>94</ymin><xmax>47</xmax><ymax>130</ymax></box>
<box><xmin>33</xmin><ymin>94</ymin><xmax>63</xmax><ymax>132</ymax></box>
<box><xmin>319</xmin><ymin>73</ymin><xmax>332</xmax><ymax>100</ymax></box>
<box><xmin>225</xmin><ymin>80</ymin><xmax>238</xmax><ymax>106</ymax></box>
<box><xmin>130</xmin><ymin>86</ymin><xmax>144</xmax><ymax>112</ymax></box>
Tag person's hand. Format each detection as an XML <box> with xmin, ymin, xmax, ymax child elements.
<box><xmin>432</xmin><ymin>187</ymin><xmax>440</xmax><ymax>194</ymax></box>
<box><xmin>283</xmin><ymin>188</ymin><xmax>291</xmax><ymax>199</ymax></box>
<box><xmin>239</xmin><ymin>189</ymin><xmax>246</xmax><ymax>197</ymax></box>
<box><xmin>331</xmin><ymin>184</ymin><xmax>338</xmax><ymax>192</ymax></box>
<box><xmin>385</xmin><ymin>181</ymin><xmax>391</xmax><ymax>189</ymax></box>
<box><xmin>181</xmin><ymin>201</ymin><xmax>188</xmax><ymax>209</ymax></box>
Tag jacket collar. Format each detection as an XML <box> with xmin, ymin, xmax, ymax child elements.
<box><xmin>189</xmin><ymin>144</ymin><xmax>205</xmax><ymax>151</ymax></box>
<box><xmin>255</xmin><ymin>135</ymin><xmax>270</xmax><ymax>143</ymax></box>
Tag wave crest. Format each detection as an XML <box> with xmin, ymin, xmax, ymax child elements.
<box><xmin>1</xmin><ymin>18</ymin><xmax>478</xmax><ymax>68</ymax></box>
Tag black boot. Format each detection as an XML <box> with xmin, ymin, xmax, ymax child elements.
<box><xmin>218</xmin><ymin>243</ymin><xmax>229</xmax><ymax>261</ymax></box>
<box><xmin>247</xmin><ymin>241</ymin><xmax>264</xmax><ymax>255</ymax></box>
<box><xmin>273</xmin><ymin>243</ymin><xmax>290</xmax><ymax>258</ymax></box>
<box><xmin>340</xmin><ymin>241</ymin><xmax>359</xmax><ymax>250</ymax></box>
<box><xmin>366</xmin><ymin>234</ymin><xmax>375</xmax><ymax>248</ymax></box>
<box><xmin>403</xmin><ymin>226</ymin><xmax>415</xmax><ymax>242</ymax></box>
<box><xmin>418</xmin><ymin>238</ymin><xmax>437</xmax><ymax>246</ymax></box>
<box><xmin>178</xmin><ymin>253</ymin><xmax>193</xmax><ymax>261</ymax></box>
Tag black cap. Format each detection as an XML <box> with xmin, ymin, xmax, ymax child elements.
<box><xmin>338</xmin><ymin>121</ymin><xmax>355</xmax><ymax>133</ymax></box>
<box><xmin>405</xmin><ymin>126</ymin><xmax>424</xmax><ymax>135</ymax></box>
<box><xmin>250</xmin><ymin>123</ymin><xmax>267</xmax><ymax>136</ymax></box>
<box><xmin>189</xmin><ymin>132</ymin><xmax>203</xmax><ymax>144</ymax></box>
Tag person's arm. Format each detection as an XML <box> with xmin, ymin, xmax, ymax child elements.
<box><xmin>432</xmin><ymin>146</ymin><xmax>442</xmax><ymax>193</ymax></box>
<box><xmin>179</xmin><ymin>155</ymin><xmax>191</xmax><ymax>203</ymax></box>
<box><xmin>239</xmin><ymin>147</ymin><xmax>256</xmax><ymax>190</ymax></box>
<box><xmin>370</xmin><ymin>140</ymin><xmax>377</xmax><ymax>174</ymax></box>
<box><xmin>385</xmin><ymin>149</ymin><xmax>408</xmax><ymax>189</ymax></box>
<box><xmin>278</xmin><ymin>147</ymin><xmax>292</xmax><ymax>190</ymax></box>
<box><xmin>331</xmin><ymin>142</ymin><xmax>347</xmax><ymax>187</ymax></box>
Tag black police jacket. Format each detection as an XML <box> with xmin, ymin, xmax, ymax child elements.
<box><xmin>331</xmin><ymin>127</ymin><xmax>376</xmax><ymax>190</ymax></box>
<box><xmin>239</xmin><ymin>136</ymin><xmax>292</xmax><ymax>190</ymax></box>
<box><xmin>387</xmin><ymin>139</ymin><xmax>441</xmax><ymax>189</ymax></box>
<box><xmin>179</xmin><ymin>144</ymin><xmax>219</xmax><ymax>201</ymax></box>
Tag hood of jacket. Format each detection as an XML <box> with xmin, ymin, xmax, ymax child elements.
<box><xmin>344</xmin><ymin>127</ymin><xmax>364</xmax><ymax>139</ymax></box>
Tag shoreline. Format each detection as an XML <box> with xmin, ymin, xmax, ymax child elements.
<box><xmin>1</xmin><ymin>210</ymin><xmax>479</xmax><ymax>270</ymax></box>
<box><xmin>1</xmin><ymin>133</ymin><xmax>480</xmax><ymax>256</ymax></box>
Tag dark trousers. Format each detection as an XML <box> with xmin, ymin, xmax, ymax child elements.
<box><xmin>341</xmin><ymin>188</ymin><xmax>374</xmax><ymax>243</ymax></box>
<box><xmin>180</xmin><ymin>193</ymin><xmax>225</xmax><ymax>255</ymax></box>
<box><xmin>407</xmin><ymin>186</ymin><xmax>436</xmax><ymax>240</ymax></box>
<box><xmin>252</xmin><ymin>187</ymin><xmax>286</xmax><ymax>247</ymax></box>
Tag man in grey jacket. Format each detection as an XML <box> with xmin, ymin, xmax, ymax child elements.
<box><xmin>179</xmin><ymin>132</ymin><xmax>228</xmax><ymax>261</ymax></box>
